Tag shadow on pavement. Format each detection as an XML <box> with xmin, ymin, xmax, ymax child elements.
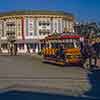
<box><xmin>0</xmin><ymin>90</ymin><xmax>98</xmax><ymax>100</ymax></box>
<box><xmin>83</xmin><ymin>65</ymin><xmax>100</xmax><ymax>99</ymax></box>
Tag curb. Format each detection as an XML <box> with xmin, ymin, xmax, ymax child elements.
<box><xmin>31</xmin><ymin>54</ymin><xmax>43</xmax><ymax>59</ymax></box>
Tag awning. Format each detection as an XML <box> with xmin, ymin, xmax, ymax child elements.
<box><xmin>0</xmin><ymin>39</ymin><xmax>40</xmax><ymax>44</ymax></box>
<box><xmin>15</xmin><ymin>39</ymin><xmax>39</xmax><ymax>44</ymax></box>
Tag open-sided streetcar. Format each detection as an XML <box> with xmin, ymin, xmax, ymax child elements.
<box><xmin>41</xmin><ymin>33</ymin><xmax>83</xmax><ymax>66</ymax></box>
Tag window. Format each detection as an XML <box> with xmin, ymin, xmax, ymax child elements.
<box><xmin>42</xmin><ymin>23</ymin><xmax>46</xmax><ymax>25</ymax></box>
<box><xmin>1</xmin><ymin>44</ymin><xmax>7</xmax><ymax>50</ymax></box>
<box><xmin>47</xmin><ymin>23</ymin><xmax>50</xmax><ymax>26</ymax></box>
<box><xmin>39</xmin><ymin>21</ymin><xmax>42</xmax><ymax>26</ymax></box>
<box><xmin>39</xmin><ymin>29</ymin><xmax>42</xmax><ymax>35</ymax></box>
<box><xmin>26</xmin><ymin>18</ymin><xmax>29</xmax><ymax>36</ymax></box>
<box><xmin>30</xmin><ymin>32</ymin><xmax>33</xmax><ymax>36</ymax></box>
<box><xmin>18</xmin><ymin>32</ymin><xmax>20</xmax><ymax>36</ymax></box>
<box><xmin>18</xmin><ymin>44</ymin><xmax>24</xmax><ymax>49</ymax></box>
<box><xmin>55</xmin><ymin>22</ymin><xmax>57</xmax><ymax>30</ymax></box>
<box><xmin>30</xmin><ymin>43</ymin><xmax>33</xmax><ymax>48</ymax></box>
<box><xmin>39</xmin><ymin>22</ymin><xmax>42</xmax><ymax>26</ymax></box>
<box><xmin>30</xmin><ymin>23</ymin><xmax>33</xmax><ymax>26</ymax></box>
<box><xmin>27</xmin><ymin>43</ymin><xmax>33</xmax><ymax>49</ymax></box>
<box><xmin>34</xmin><ymin>32</ymin><xmax>37</xmax><ymax>36</ymax></box>
<box><xmin>39</xmin><ymin>32</ymin><xmax>41</xmax><ymax>35</ymax></box>
<box><xmin>58</xmin><ymin>20</ymin><xmax>61</xmax><ymax>33</ymax></box>
<box><xmin>64</xmin><ymin>43</ymin><xmax>74</xmax><ymax>48</ymax></box>
<box><xmin>18</xmin><ymin>23</ymin><xmax>20</xmax><ymax>26</ymax></box>
<box><xmin>30</xmin><ymin>20</ymin><xmax>33</xmax><ymax>22</ymax></box>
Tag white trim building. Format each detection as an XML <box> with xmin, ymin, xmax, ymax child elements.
<box><xmin>0</xmin><ymin>10</ymin><xmax>75</xmax><ymax>53</ymax></box>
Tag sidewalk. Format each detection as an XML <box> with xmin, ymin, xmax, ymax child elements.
<box><xmin>0</xmin><ymin>53</ymin><xmax>34</xmax><ymax>56</ymax></box>
<box><xmin>31</xmin><ymin>54</ymin><xmax>43</xmax><ymax>59</ymax></box>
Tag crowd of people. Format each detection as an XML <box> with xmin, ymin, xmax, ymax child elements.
<box><xmin>56</xmin><ymin>38</ymin><xmax>100</xmax><ymax>69</ymax></box>
<box><xmin>80</xmin><ymin>38</ymin><xmax>100</xmax><ymax>69</ymax></box>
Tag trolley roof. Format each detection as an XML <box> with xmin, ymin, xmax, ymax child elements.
<box><xmin>45</xmin><ymin>33</ymin><xmax>81</xmax><ymax>40</ymax></box>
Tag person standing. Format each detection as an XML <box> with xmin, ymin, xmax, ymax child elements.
<box><xmin>96</xmin><ymin>42</ymin><xmax>100</xmax><ymax>59</ymax></box>
<box><xmin>98</xmin><ymin>42</ymin><xmax>100</xmax><ymax>58</ymax></box>
<box><xmin>10</xmin><ymin>45</ymin><xmax>13</xmax><ymax>56</ymax></box>
<box><xmin>90</xmin><ymin>40</ymin><xmax>97</xmax><ymax>67</ymax></box>
<box><xmin>92</xmin><ymin>41</ymin><xmax>100</xmax><ymax>58</ymax></box>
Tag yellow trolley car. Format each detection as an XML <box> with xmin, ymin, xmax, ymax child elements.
<box><xmin>41</xmin><ymin>33</ymin><xmax>83</xmax><ymax>66</ymax></box>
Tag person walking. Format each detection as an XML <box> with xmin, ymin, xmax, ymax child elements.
<box><xmin>81</xmin><ymin>39</ymin><xmax>95</xmax><ymax>70</ymax></box>
<box><xmin>90</xmin><ymin>40</ymin><xmax>97</xmax><ymax>67</ymax></box>
<box><xmin>14</xmin><ymin>44</ymin><xmax>17</xmax><ymax>56</ymax></box>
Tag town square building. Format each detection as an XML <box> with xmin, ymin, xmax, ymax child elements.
<box><xmin>0</xmin><ymin>10</ymin><xmax>74</xmax><ymax>53</ymax></box>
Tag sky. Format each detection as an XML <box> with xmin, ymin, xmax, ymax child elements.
<box><xmin>0</xmin><ymin>0</ymin><xmax>100</xmax><ymax>22</ymax></box>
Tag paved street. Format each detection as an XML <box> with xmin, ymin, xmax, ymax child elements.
<box><xmin>0</xmin><ymin>55</ymin><xmax>99</xmax><ymax>97</ymax></box>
